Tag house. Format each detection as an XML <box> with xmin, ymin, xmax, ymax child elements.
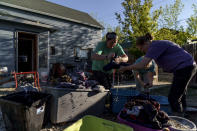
<box><xmin>0</xmin><ymin>0</ymin><xmax>103</xmax><ymax>75</ymax></box>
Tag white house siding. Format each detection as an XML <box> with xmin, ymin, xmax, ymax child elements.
<box><xmin>0</xmin><ymin>28</ymin><xmax>14</xmax><ymax>72</ymax></box>
<box><xmin>0</xmin><ymin>5</ymin><xmax>102</xmax><ymax>72</ymax></box>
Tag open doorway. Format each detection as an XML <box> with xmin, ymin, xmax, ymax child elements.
<box><xmin>18</xmin><ymin>32</ymin><xmax>37</xmax><ymax>72</ymax></box>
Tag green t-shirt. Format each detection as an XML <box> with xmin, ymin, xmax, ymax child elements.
<box><xmin>92</xmin><ymin>41</ymin><xmax>125</xmax><ymax>73</ymax></box>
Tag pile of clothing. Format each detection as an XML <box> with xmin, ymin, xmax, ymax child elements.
<box><xmin>57</xmin><ymin>71</ymin><xmax>99</xmax><ymax>89</ymax></box>
<box><xmin>49</xmin><ymin>63</ymin><xmax>105</xmax><ymax>91</ymax></box>
<box><xmin>119</xmin><ymin>95</ymin><xmax>171</xmax><ymax>130</ymax></box>
<box><xmin>50</xmin><ymin>70</ymin><xmax>102</xmax><ymax>90</ymax></box>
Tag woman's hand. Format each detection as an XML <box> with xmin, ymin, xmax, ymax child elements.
<box><xmin>114</xmin><ymin>56</ymin><xmax>121</xmax><ymax>64</ymax></box>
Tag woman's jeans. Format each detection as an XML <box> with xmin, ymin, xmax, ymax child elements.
<box><xmin>168</xmin><ymin>64</ymin><xmax>197</xmax><ymax>113</ymax></box>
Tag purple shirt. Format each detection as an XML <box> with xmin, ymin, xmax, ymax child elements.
<box><xmin>145</xmin><ymin>40</ymin><xmax>194</xmax><ymax>73</ymax></box>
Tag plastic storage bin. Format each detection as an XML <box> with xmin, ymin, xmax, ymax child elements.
<box><xmin>110</xmin><ymin>88</ymin><xmax>169</xmax><ymax>114</ymax></box>
<box><xmin>42</xmin><ymin>86</ymin><xmax>108</xmax><ymax>124</ymax></box>
<box><xmin>110</xmin><ymin>88</ymin><xmax>140</xmax><ymax>113</ymax></box>
<box><xmin>150</xmin><ymin>95</ymin><xmax>169</xmax><ymax>113</ymax></box>
<box><xmin>0</xmin><ymin>91</ymin><xmax>51</xmax><ymax>131</ymax></box>
<box><xmin>117</xmin><ymin>112</ymin><xmax>163</xmax><ymax>131</ymax></box>
<box><xmin>64</xmin><ymin>115</ymin><xmax>133</xmax><ymax>131</ymax></box>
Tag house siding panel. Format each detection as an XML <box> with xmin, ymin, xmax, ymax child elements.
<box><xmin>0</xmin><ymin>5</ymin><xmax>102</xmax><ymax>72</ymax></box>
<box><xmin>0</xmin><ymin>29</ymin><xmax>15</xmax><ymax>72</ymax></box>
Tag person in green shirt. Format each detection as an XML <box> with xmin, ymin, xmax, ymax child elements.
<box><xmin>91</xmin><ymin>32</ymin><xmax>128</xmax><ymax>89</ymax></box>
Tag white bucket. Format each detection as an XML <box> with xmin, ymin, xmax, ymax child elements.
<box><xmin>0</xmin><ymin>67</ymin><xmax>8</xmax><ymax>74</ymax></box>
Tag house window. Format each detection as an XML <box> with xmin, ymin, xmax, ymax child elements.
<box><xmin>74</xmin><ymin>47</ymin><xmax>88</xmax><ymax>59</ymax></box>
<box><xmin>50</xmin><ymin>46</ymin><xmax>55</xmax><ymax>55</ymax></box>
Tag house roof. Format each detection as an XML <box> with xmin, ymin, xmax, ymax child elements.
<box><xmin>0</xmin><ymin>0</ymin><xmax>103</xmax><ymax>29</ymax></box>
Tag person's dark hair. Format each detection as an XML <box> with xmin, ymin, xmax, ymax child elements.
<box><xmin>106</xmin><ymin>32</ymin><xmax>117</xmax><ymax>41</ymax></box>
<box><xmin>136</xmin><ymin>33</ymin><xmax>153</xmax><ymax>46</ymax></box>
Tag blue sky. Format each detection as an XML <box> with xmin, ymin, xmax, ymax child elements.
<box><xmin>46</xmin><ymin>0</ymin><xmax>196</xmax><ymax>29</ymax></box>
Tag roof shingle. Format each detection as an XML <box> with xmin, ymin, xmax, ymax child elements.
<box><xmin>0</xmin><ymin>0</ymin><xmax>103</xmax><ymax>29</ymax></box>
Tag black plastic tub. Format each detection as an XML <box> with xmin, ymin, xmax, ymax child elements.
<box><xmin>0</xmin><ymin>91</ymin><xmax>51</xmax><ymax>131</ymax></box>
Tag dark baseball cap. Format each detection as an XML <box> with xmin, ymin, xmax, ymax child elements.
<box><xmin>106</xmin><ymin>32</ymin><xmax>118</xmax><ymax>40</ymax></box>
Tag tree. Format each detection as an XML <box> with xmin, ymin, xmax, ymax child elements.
<box><xmin>154</xmin><ymin>27</ymin><xmax>192</xmax><ymax>46</ymax></box>
<box><xmin>159</xmin><ymin>0</ymin><xmax>184</xmax><ymax>30</ymax></box>
<box><xmin>116</xmin><ymin>0</ymin><xmax>161</xmax><ymax>38</ymax></box>
<box><xmin>115</xmin><ymin>0</ymin><xmax>161</xmax><ymax>59</ymax></box>
<box><xmin>154</xmin><ymin>28</ymin><xmax>176</xmax><ymax>42</ymax></box>
<box><xmin>176</xmin><ymin>26</ymin><xmax>192</xmax><ymax>45</ymax></box>
<box><xmin>186</xmin><ymin>4</ymin><xmax>197</xmax><ymax>36</ymax></box>
<box><xmin>155</xmin><ymin>0</ymin><xmax>194</xmax><ymax>45</ymax></box>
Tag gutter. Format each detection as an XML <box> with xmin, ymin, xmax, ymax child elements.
<box><xmin>0</xmin><ymin>1</ymin><xmax>104</xmax><ymax>29</ymax></box>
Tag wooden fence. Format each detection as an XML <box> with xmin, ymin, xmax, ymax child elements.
<box><xmin>182</xmin><ymin>43</ymin><xmax>197</xmax><ymax>86</ymax></box>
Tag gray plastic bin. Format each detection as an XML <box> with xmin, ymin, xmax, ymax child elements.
<box><xmin>42</xmin><ymin>87</ymin><xmax>108</xmax><ymax>124</ymax></box>
<box><xmin>0</xmin><ymin>91</ymin><xmax>51</xmax><ymax>131</ymax></box>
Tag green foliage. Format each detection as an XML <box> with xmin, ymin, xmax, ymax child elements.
<box><xmin>159</xmin><ymin>0</ymin><xmax>184</xmax><ymax>30</ymax></box>
<box><xmin>116</xmin><ymin>0</ymin><xmax>161</xmax><ymax>38</ymax></box>
<box><xmin>128</xmin><ymin>46</ymin><xmax>144</xmax><ymax>59</ymax></box>
<box><xmin>186</xmin><ymin>4</ymin><xmax>197</xmax><ymax>36</ymax></box>
<box><xmin>176</xmin><ymin>27</ymin><xmax>192</xmax><ymax>45</ymax></box>
<box><xmin>115</xmin><ymin>0</ymin><xmax>161</xmax><ymax>58</ymax></box>
<box><xmin>155</xmin><ymin>0</ymin><xmax>194</xmax><ymax>45</ymax></box>
<box><xmin>154</xmin><ymin>27</ymin><xmax>192</xmax><ymax>46</ymax></box>
<box><xmin>154</xmin><ymin>28</ymin><xmax>176</xmax><ymax>41</ymax></box>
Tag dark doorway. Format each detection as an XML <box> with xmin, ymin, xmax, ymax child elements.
<box><xmin>18</xmin><ymin>32</ymin><xmax>37</xmax><ymax>72</ymax></box>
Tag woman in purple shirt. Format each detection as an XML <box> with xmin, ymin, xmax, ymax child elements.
<box><xmin>120</xmin><ymin>33</ymin><xmax>197</xmax><ymax>116</ymax></box>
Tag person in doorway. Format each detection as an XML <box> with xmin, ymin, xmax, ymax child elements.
<box><xmin>133</xmin><ymin>56</ymin><xmax>155</xmax><ymax>93</ymax></box>
<box><xmin>119</xmin><ymin>33</ymin><xmax>197</xmax><ymax>116</ymax></box>
<box><xmin>91</xmin><ymin>32</ymin><xmax>128</xmax><ymax>89</ymax></box>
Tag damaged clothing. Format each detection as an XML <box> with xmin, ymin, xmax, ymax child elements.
<box><xmin>103</xmin><ymin>61</ymin><xmax>130</xmax><ymax>71</ymax></box>
<box><xmin>120</xmin><ymin>95</ymin><xmax>170</xmax><ymax>129</ymax></box>
<box><xmin>50</xmin><ymin>69</ymin><xmax>99</xmax><ymax>89</ymax></box>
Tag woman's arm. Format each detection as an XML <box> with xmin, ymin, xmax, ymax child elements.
<box><xmin>119</xmin><ymin>56</ymin><xmax>152</xmax><ymax>71</ymax></box>
<box><xmin>133</xmin><ymin>71</ymin><xmax>145</xmax><ymax>87</ymax></box>
<box><xmin>146</xmin><ymin>71</ymin><xmax>154</xmax><ymax>87</ymax></box>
